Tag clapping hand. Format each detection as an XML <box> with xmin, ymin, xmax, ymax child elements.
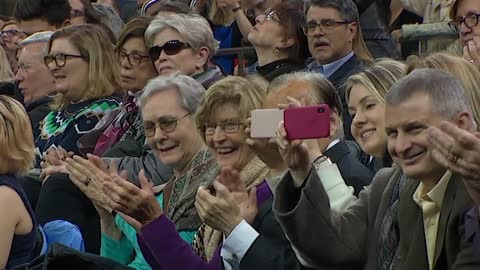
<box><xmin>195</xmin><ymin>167</ymin><xmax>257</xmax><ymax>236</ymax></box>
<box><xmin>103</xmin><ymin>169</ymin><xmax>162</xmax><ymax>231</ymax></box>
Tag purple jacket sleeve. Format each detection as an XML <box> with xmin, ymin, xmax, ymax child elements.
<box><xmin>137</xmin><ymin>215</ymin><xmax>222</xmax><ymax>270</ymax></box>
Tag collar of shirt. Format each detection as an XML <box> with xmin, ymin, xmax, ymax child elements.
<box><xmin>326</xmin><ymin>138</ymin><xmax>340</xmax><ymax>151</ymax></box>
<box><xmin>413</xmin><ymin>170</ymin><xmax>452</xmax><ymax>208</ymax></box>
<box><xmin>306</xmin><ymin>51</ymin><xmax>354</xmax><ymax>78</ymax></box>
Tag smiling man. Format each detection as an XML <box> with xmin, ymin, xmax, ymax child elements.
<box><xmin>273</xmin><ymin>69</ymin><xmax>480</xmax><ymax>269</ymax></box>
<box><xmin>304</xmin><ymin>0</ymin><xmax>371</xmax><ymax>140</ymax></box>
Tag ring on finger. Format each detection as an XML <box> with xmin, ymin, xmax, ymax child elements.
<box><xmin>84</xmin><ymin>178</ymin><xmax>91</xmax><ymax>186</ymax></box>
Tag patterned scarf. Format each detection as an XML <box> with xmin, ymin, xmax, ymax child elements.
<box><xmin>192</xmin><ymin>156</ymin><xmax>269</xmax><ymax>261</ymax></box>
<box><xmin>377</xmin><ymin>172</ymin><xmax>406</xmax><ymax>270</ymax></box>
<box><xmin>163</xmin><ymin>149</ymin><xmax>219</xmax><ymax>232</ymax></box>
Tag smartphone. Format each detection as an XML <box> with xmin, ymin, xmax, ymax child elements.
<box><xmin>284</xmin><ymin>104</ymin><xmax>330</xmax><ymax>140</ymax></box>
<box><xmin>250</xmin><ymin>109</ymin><xmax>284</xmax><ymax>138</ymax></box>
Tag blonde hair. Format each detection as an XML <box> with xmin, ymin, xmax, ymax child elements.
<box><xmin>346</xmin><ymin>58</ymin><xmax>406</xmax><ymax>104</ymax></box>
<box><xmin>195</xmin><ymin>76</ymin><xmax>266</xmax><ymax>139</ymax></box>
<box><xmin>0</xmin><ymin>96</ymin><xmax>35</xmax><ymax>174</ymax></box>
<box><xmin>48</xmin><ymin>24</ymin><xmax>121</xmax><ymax>109</ymax></box>
<box><xmin>0</xmin><ymin>46</ymin><xmax>13</xmax><ymax>81</ymax></box>
<box><xmin>406</xmin><ymin>53</ymin><xmax>480</xmax><ymax>128</ymax></box>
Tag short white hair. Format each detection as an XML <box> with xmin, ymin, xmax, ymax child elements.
<box><xmin>20</xmin><ymin>31</ymin><xmax>53</xmax><ymax>46</ymax></box>
<box><xmin>145</xmin><ymin>13</ymin><xmax>219</xmax><ymax>59</ymax></box>
<box><xmin>140</xmin><ymin>73</ymin><xmax>206</xmax><ymax>114</ymax></box>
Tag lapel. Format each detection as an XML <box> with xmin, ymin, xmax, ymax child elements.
<box><xmin>252</xmin><ymin>197</ymin><xmax>273</xmax><ymax>229</ymax></box>
<box><xmin>433</xmin><ymin>174</ymin><xmax>459</xmax><ymax>265</ymax></box>
<box><xmin>328</xmin><ymin>54</ymin><xmax>362</xmax><ymax>88</ymax></box>
<box><xmin>324</xmin><ymin>140</ymin><xmax>350</xmax><ymax>164</ymax></box>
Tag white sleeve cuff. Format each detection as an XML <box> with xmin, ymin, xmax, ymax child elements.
<box><xmin>316</xmin><ymin>163</ymin><xmax>356</xmax><ymax>211</ymax></box>
<box><xmin>221</xmin><ymin>220</ymin><xmax>260</xmax><ymax>265</ymax></box>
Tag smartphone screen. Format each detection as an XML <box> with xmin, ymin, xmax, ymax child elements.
<box><xmin>250</xmin><ymin>109</ymin><xmax>284</xmax><ymax>138</ymax></box>
<box><xmin>284</xmin><ymin>105</ymin><xmax>330</xmax><ymax>140</ymax></box>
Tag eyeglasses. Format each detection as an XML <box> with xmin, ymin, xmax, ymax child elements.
<box><xmin>44</xmin><ymin>53</ymin><xmax>86</xmax><ymax>69</ymax></box>
<box><xmin>71</xmin><ymin>9</ymin><xmax>86</xmax><ymax>18</ymax></box>
<box><xmin>264</xmin><ymin>8</ymin><xmax>280</xmax><ymax>22</ymax></box>
<box><xmin>144</xmin><ymin>113</ymin><xmax>190</xmax><ymax>137</ymax></box>
<box><xmin>148</xmin><ymin>40</ymin><xmax>190</xmax><ymax>61</ymax></box>
<box><xmin>0</xmin><ymin>29</ymin><xmax>27</xmax><ymax>38</ymax></box>
<box><xmin>204</xmin><ymin>122</ymin><xmax>243</xmax><ymax>135</ymax></box>
<box><xmin>303</xmin><ymin>19</ymin><xmax>353</xmax><ymax>35</ymax></box>
<box><xmin>448</xmin><ymin>13</ymin><xmax>480</xmax><ymax>32</ymax></box>
<box><xmin>116</xmin><ymin>50</ymin><xmax>150</xmax><ymax>66</ymax></box>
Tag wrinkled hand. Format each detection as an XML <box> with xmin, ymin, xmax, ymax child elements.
<box><xmin>195</xmin><ymin>169</ymin><xmax>257</xmax><ymax>236</ymax></box>
<box><xmin>65</xmin><ymin>155</ymin><xmax>116</xmax><ymax>211</ymax></box>
<box><xmin>427</xmin><ymin>121</ymin><xmax>480</xmax><ymax>206</ymax></box>
<box><xmin>245</xmin><ymin>118</ymin><xmax>286</xmax><ymax>172</ymax></box>
<box><xmin>103</xmin><ymin>169</ymin><xmax>162</xmax><ymax>231</ymax></box>
<box><xmin>40</xmin><ymin>146</ymin><xmax>74</xmax><ymax>179</ymax></box>
<box><xmin>463</xmin><ymin>36</ymin><xmax>480</xmax><ymax>70</ymax></box>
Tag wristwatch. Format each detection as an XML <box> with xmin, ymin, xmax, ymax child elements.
<box><xmin>313</xmin><ymin>155</ymin><xmax>332</xmax><ymax>170</ymax></box>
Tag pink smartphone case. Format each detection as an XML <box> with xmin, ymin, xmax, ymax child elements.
<box><xmin>284</xmin><ymin>105</ymin><xmax>331</xmax><ymax>140</ymax></box>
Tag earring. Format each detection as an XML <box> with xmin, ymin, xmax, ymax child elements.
<box><xmin>273</xmin><ymin>49</ymin><xmax>280</xmax><ymax>55</ymax></box>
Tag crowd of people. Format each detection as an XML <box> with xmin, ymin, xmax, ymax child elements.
<box><xmin>0</xmin><ymin>0</ymin><xmax>480</xmax><ymax>269</ymax></box>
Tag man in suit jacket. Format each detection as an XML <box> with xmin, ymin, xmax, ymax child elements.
<box><xmin>304</xmin><ymin>0</ymin><xmax>372</xmax><ymax>140</ymax></box>
<box><xmin>273</xmin><ymin>69</ymin><xmax>480</xmax><ymax>269</ymax></box>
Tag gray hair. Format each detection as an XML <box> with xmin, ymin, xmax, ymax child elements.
<box><xmin>140</xmin><ymin>73</ymin><xmax>206</xmax><ymax>114</ymax></box>
<box><xmin>20</xmin><ymin>31</ymin><xmax>53</xmax><ymax>46</ymax></box>
<box><xmin>269</xmin><ymin>72</ymin><xmax>344</xmax><ymax>139</ymax></box>
<box><xmin>304</xmin><ymin>0</ymin><xmax>359</xmax><ymax>23</ymax></box>
<box><xmin>92</xmin><ymin>3</ymin><xmax>125</xmax><ymax>40</ymax></box>
<box><xmin>386</xmin><ymin>69</ymin><xmax>470</xmax><ymax>119</ymax></box>
<box><xmin>145</xmin><ymin>13</ymin><xmax>219</xmax><ymax>59</ymax></box>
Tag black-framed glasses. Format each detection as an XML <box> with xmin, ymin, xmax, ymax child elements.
<box><xmin>148</xmin><ymin>40</ymin><xmax>191</xmax><ymax>61</ymax></box>
<box><xmin>303</xmin><ymin>19</ymin><xmax>353</xmax><ymax>35</ymax></box>
<box><xmin>116</xmin><ymin>50</ymin><xmax>150</xmax><ymax>66</ymax></box>
<box><xmin>144</xmin><ymin>113</ymin><xmax>190</xmax><ymax>137</ymax></box>
<box><xmin>0</xmin><ymin>29</ymin><xmax>27</xmax><ymax>38</ymax></box>
<box><xmin>204</xmin><ymin>122</ymin><xmax>243</xmax><ymax>135</ymax></box>
<box><xmin>448</xmin><ymin>13</ymin><xmax>480</xmax><ymax>32</ymax></box>
<box><xmin>44</xmin><ymin>53</ymin><xmax>86</xmax><ymax>69</ymax></box>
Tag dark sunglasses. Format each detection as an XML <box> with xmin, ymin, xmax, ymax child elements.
<box><xmin>148</xmin><ymin>40</ymin><xmax>190</xmax><ymax>61</ymax></box>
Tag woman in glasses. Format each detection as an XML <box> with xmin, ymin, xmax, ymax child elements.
<box><xmin>0</xmin><ymin>20</ymin><xmax>25</xmax><ymax>74</ymax></box>
<box><xmin>247</xmin><ymin>3</ymin><xmax>309</xmax><ymax>81</ymax></box>
<box><xmin>145</xmin><ymin>13</ymin><xmax>224</xmax><ymax>88</ymax></box>
<box><xmin>0</xmin><ymin>96</ymin><xmax>37</xmax><ymax>269</ymax></box>
<box><xmin>36</xmin><ymin>24</ymin><xmax>121</xmax><ymax>167</ymax></box>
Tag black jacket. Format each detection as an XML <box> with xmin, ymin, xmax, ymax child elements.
<box><xmin>256</xmin><ymin>59</ymin><xmax>305</xmax><ymax>82</ymax></box>
<box><xmin>324</xmin><ymin>140</ymin><xmax>373</xmax><ymax>196</ymax></box>
<box><xmin>26</xmin><ymin>97</ymin><xmax>52</xmax><ymax>131</ymax></box>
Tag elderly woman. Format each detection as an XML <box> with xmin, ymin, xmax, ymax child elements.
<box><xmin>247</xmin><ymin>3</ymin><xmax>310</xmax><ymax>81</ymax></box>
<box><xmin>0</xmin><ymin>96</ymin><xmax>37</xmax><ymax>269</ymax></box>
<box><xmin>36</xmin><ymin>24</ymin><xmax>121</xmax><ymax>165</ymax></box>
<box><xmin>90</xmin><ymin>76</ymin><xmax>317</xmax><ymax>270</ymax></box>
<box><xmin>65</xmin><ymin>74</ymin><xmax>217</xmax><ymax>269</ymax></box>
<box><xmin>345</xmin><ymin>59</ymin><xmax>405</xmax><ymax>172</ymax></box>
<box><xmin>145</xmin><ymin>13</ymin><xmax>224</xmax><ymax>88</ymax></box>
